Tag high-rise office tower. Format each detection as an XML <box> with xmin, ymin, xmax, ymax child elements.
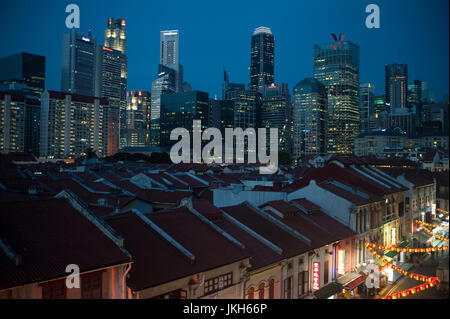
<box><xmin>150</xmin><ymin>65</ymin><xmax>177</xmax><ymax>145</ymax></box>
<box><xmin>39</xmin><ymin>90</ymin><xmax>108</xmax><ymax>158</ymax></box>
<box><xmin>104</xmin><ymin>18</ymin><xmax>126</xmax><ymax>54</ymax></box>
<box><xmin>126</xmin><ymin>91</ymin><xmax>151</xmax><ymax>147</ymax></box>
<box><xmin>95</xmin><ymin>46</ymin><xmax>125</xmax><ymax>156</ymax></box>
<box><xmin>159</xmin><ymin>91</ymin><xmax>209</xmax><ymax>147</ymax></box>
<box><xmin>385</xmin><ymin>64</ymin><xmax>407</xmax><ymax>110</ymax></box>
<box><xmin>61</xmin><ymin>29</ymin><xmax>98</xmax><ymax>96</ymax></box>
<box><xmin>374</xmin><ymin>95</ymin><xmax>386</xmax><ymax>114</ymax></box>
<box><xmin>160</xmin><ymin>30</ymin><xmax>183</xmax><ymax>92</ymax></box>
<box><xmin>208</xmin><ymin>98</ymin><xmax>235</xmax><ymax>135</ymax></box>
<box><xmin>292</xmin><ymin>78</ymin><xmax>328</xmax><ymax>159</ymax></box>
<box><xmin>225</xmin><ymin>89</ymin><xmax>261</xmax><ymax>130</ymax></box>
<box><xmin>0</xmin><ymin>52</ymin><xmax>45</xmax><ymax>96</ymax></box>
<box><xmin>260</xmin><ymin>83</ymin><xmax>291</xmax><ymax>153</ymax></box>
<box><xmin>250</xmin><ymin>27</ymin><xmax>274</xmax><ymax>92</ymax></box>
<box><xmin>222</xmin><ymin>70</ymin><xmax>245</xmax><ymax>99</ymax></box>
<box><xmin>359</xmin><ymin>83</ymin><xmax>375</xmax><ymax>134</ymax></box>
<box><xmin>313</xmin><ymin>38</ymin><xmax>359</xmax><ymax>154</ymax></box>
<box><xmin>421</xmin><ymin>81</ymin><xmax>435</xmax><ymax>105</ymax></box>
<box><xmin>104</xmin><ymin>18</ymin><xmax>128</xmax><ymax>150</ymax></box>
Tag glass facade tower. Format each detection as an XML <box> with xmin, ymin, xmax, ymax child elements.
<box><xmin>313</xmin><ymin>40</ymin><xmax>359</xmax><ymax>154</ymax></box>
<box><xmin>293</xmin><ymin>78</ymin><xmax>328</xmax><ymax>159</ymax></box>
<box><xmin>250</xmin><ymin>27</ymin><xmax>274</xmax><ymax>92</ymax></box>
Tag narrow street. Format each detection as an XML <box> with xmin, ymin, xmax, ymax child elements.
<box><xmin>382</xmin><ymin>249</ymin><xmax>449</xmax><ymax>299</ymax></box>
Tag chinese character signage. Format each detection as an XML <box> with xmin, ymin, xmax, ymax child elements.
<box><xmin>312</xmin><ymin>262</ymin><xmax>320</xmax><ymax>290</ymax></box>
<box><xmin>337</xmin><ymin>249</ymin><xmax>345</xmax><ymax>275</ymax></box>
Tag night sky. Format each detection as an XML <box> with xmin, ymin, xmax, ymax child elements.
<box><xmin>0</xmin><ymin>0</ymin><xmax>448</xmax><ymax>100</ymax></box>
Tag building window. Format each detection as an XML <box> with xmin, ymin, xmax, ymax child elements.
<box><xmin>283</xmin><ymin>276</ymin><xmax>293</xmax><ymax>299</ymax></box>
<box><xmin>298</xmin><ymin>271</ymin><xmax>308</xmax><ymax>297</ymax></box>
<box><xmin>324</xmin><ymin>260</ymin><xmax>329</xmax><ymax>284</ymax></box>
<box><xmin>204</xmin><ymin>272</ymin><xmax>233</xmax><ymax>295</ymax></box>
<box><xmin>258</xmin><ymin>283</ymin><xmax>265</xmax><ymax>299</ymax></box>
<box><xmin>152</xmin><ymin>289</ymin><xmax>187</xmax><ymax>299</ymax></box>
<box><xmin>268</xmin><ymin>279</ymin><xmax>275</xmax><ymax>299</ymax></box>
<box><xmin>81</xmin><ymin>271</ymin><xmax>103</xmax><ymax>299</ymax></box>
<box><xmin>41</xmin><ymin>279</ymin><xmax>66</xmax><ymax>299</ymax></box>
<box><xmin>247</xmin><ymin>287</ymin><xmax>255</xmax><ymax>299</ymax></box>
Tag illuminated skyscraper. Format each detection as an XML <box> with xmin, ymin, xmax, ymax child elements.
<box><xmin>359</xmin><ymin>83</ymin><xmax>375</xmax><ymax>134</ymax></box>
<box><xmin>313</xmin><ymin>39</ymin><xmax>359</xmax><ymax>154</ymax></box>
<box><xmin>104</xmin><ymin>18</ymin><xmax>126</xmax><ymax>54</ymax></box>
<box><xmin>61</xmin><ymin>29</ymin><xmax>97</xmax><ymax>96</ymax></box>
<box><xmin>250</xmin><ymin>27</ymin><xmax>274</xmax><ymax>92</ymax></box>
<box><xmin>293</xmin><ymin>78</ymin><xmax>328</xmax><ymax>159</ymax></box>
<box><xmin>95</xmin><ymin>46</ymin><xmax>124</xmax><ymax>156</ymax></box>
<box><xmin>260</xmin><ymin>83</ymin><xmax>291</xmax><ymax>153</ymax></box>
<box><xmin>150</xmin><ymin>65</ymin><xmax>176</xmax><ymax>145</ymax></box>
<box><xmin>385</xmin><ymin>64</ymin><xmax>407</xmax><ymax>110</ymax></box>
<box><xmin>126</xmin><ymin>91</ymin><xmax>151</xmax><ymax>147</ymax></box>
<box><xmin>104</xmin><ymin>18</ymin><xmax>127</xmax><ymax>150</ymax></box>
<box><xmin>160</xmin><ymin>30</ymin><xmax>183</xmax><ymax>92</ymax></box>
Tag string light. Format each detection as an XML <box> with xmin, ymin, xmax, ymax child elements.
<box><xmin>363</xmin><ymin>243</ymin><xmax>440</xmax><ymax>284</ymax></box>
<box><xmin>364</xmin><ymin>242</ymin><xmax>448</xmax><ymax>253</ymax></box>
<box><xmin>414</xmin><ymin>220</ymin><xmax>449</xmax><ymax>228</ymax></box>
<box><xmin>376</xmin><ymin>280</ymin><xmax>439</xmax><ymax>299</ymax></box>
<box><xmin>436</xmin><ymin>208</ymin><xmax>448</xmax><ymax>215</ymax></box>
<box><xmin>415</xmin><ymin>221</ymin><xmax>449</xmax><ymax>242</ymax></box>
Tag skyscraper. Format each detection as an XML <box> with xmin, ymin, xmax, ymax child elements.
<box><xmin>292</xmin><ymin>78</ymin><xmax>328</xmax><ymax>159</ymax></box>
<box><xmin>250</xmin><ymin>27</ymin><xmax>274</xmax><ymax>92</ymax></box>
<box><xmin>160</xmin><ymin>30</ymin><xmax>183</xmax><ymax>92</ymax></box>
<box><xmin>61</xmin><ymin>29</ymin><xmax>97</xmax><ymax>96</ymax></box>
<box><xmin>104</xmin><ymin>18</ymin><xmax>128</xmax><ymax>150</ymax></box>
<box><xmin>260</xmin><ymin>83</ymin><xmax>291</xmax><ymax>153</ymax></box>
<box><xmin>126</xmin><ymin>90</ymin><xmax>151</xmax><ymax>147</ymax></box>
<box><xmin>159</xmin><ymin>91</ymin><xmax>209</xmax><ymax>147</ymax></box>
<box><xmin>104</xmin><ymin>18</ymin><xmax>126</xmax><ymax>54</ymax></box>
<box><xmin>359</xmin><ymin>83</ymin><xmax>375</xmax><ymax>134</ymax></box>
<box><xmin>222</xmin><ymin>70</ymin><xmax>245</xmax><ymax>99</ymax></box>
<box><xmin>225</xmin><ymin>89</ymin><xmax>261</xmax><ymax>130</ymax></box>
<box><xmin>385</xmin><ymin>64</ymin><xmax>408</xmax><ymax>110</ymax></box>
<box><xmin>0</xmin><ymin>52</ymin><xmax>45</xmax><ymax>96</ymax></box>
<box><xmin>313</xmin><ymin>38</ymin><xmax>359</xmax><ymax>154</ymax></box>
<box><xmin>95</xmin><ymin>46</ymin><xmax>124</xmax><ymax>156</ymax></box>
<box><xmin>150</xmin><ymin>64</ymin><xmax>177</xmax><ymax>145</ymax></box>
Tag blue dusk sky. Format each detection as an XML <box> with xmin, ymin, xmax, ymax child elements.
<box><xmin>0</xmin><ymin>0</ymin><xmax>448</xmax><ymax>100</ymax></box>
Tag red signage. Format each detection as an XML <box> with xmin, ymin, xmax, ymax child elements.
<box><xmin>313</xmin><ymin>262</ymin><xmax>320</xmax><ymax>290</ymax></box>
<box><xmin>102</xmin><ymin>46</ymin><xmax>113</xmax><ymax>52</ymax></box>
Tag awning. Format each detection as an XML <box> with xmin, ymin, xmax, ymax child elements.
<box><xmin>313</xmin><ymin>282</ymin><xmax>342</xmax><ymax>299</ymax></box>
<box><xmin>384</xmin><ymin>240</ymin><xmax>408</xmax><ymax>258</ymax></box>
<box><xmin>337</xmin><ymin>272</ymin><xmax>367</xmax><ymax>291</ymax></box>
<box><xmin>337</xmin><ymin>272</ymin><xmax>361</xmax><ymax>286</ymax></box>
<box><xmin>345</xmin><ymin>275</ymin><xmax>366</xmax><ymax>290</ymax></box>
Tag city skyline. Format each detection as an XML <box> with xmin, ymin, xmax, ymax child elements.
<box><xmin>0</xmin><ymin>0</ymin><xmax>448</xmax><ymax>102</ymax></box>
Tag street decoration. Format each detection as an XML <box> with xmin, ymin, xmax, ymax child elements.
<box><xmin>363</xmin><ymin>242</ymin><xmax>442</xmax><ymax>299</ymax></box>
<box><xmin>436</xmin><ymin>208</ymin><xmax>448</xmax><ymax>215</ymax></box>
<box><xmin>364</xmin><ymin>242</ymin><xmax>448</xmax><ymax>252</ymax></box>
<box><xmin>415</xmin><ymin>220</ymin><xmax>449</xmax><ymax>243</ymax></box>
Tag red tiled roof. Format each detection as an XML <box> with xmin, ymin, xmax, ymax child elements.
<box><xmin>192</xmin><ymin>199</ymin><xmax>222</xmax><ymax>218</ymax></box>
<box><xmin>221</xmin><ymin>203</ymin><xmax>311</xmax><ymax>258</ymax></box>
<box><xmin>0</xmin><ymin>199</ymin><xmax>130</xmax><ymax>290</ymax></box>
<box><xmin>105</xmin><ymin>209</ymin><xmax>249</xmax><ymax>291</ymax></box>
